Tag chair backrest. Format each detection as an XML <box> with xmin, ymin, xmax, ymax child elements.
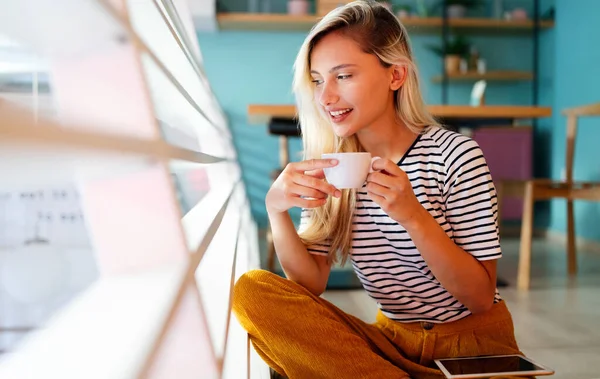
<box><xmin>562</xmin><ymin>102</ymin><xmax>600</xmax><ymax>183</ymax></box>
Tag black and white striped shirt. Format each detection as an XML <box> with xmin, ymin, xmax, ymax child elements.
<box><xmin>300</xmin><ymin>126</ymin><xmax>502</xmax><ymax>323</ymax></box>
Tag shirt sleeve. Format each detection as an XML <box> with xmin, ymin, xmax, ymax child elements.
<box><xmin>442</xmin><ymin>137</ymin><xmax>502</xmax><ymax>261</ymax></box>
<box><xmin>298</xmin><ymin>208</ymin><xmax>330</xmax><ymax>257</ymax></box>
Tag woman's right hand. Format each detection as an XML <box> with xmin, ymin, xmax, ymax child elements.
<box><xmin>266</xmin><ymin>158</ymin><xmax>342</xmax><ymax>215</ymax></box>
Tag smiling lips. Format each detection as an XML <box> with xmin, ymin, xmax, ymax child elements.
<box><xmin>328</xmin><ymin>108</ymin><xmax>353</xmax><ymax>123</ymax></box>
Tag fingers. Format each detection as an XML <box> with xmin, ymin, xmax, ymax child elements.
<box><xmin>304</xmin><ymin>168</ymin><xmax>325</xmax><ymax>179</ymax></box>
<box><xmin>293</xmin><ymin>158</ymin><xmax>338</xmax><ymax>172</ymax></box>
<box><xmin>371</xmin><ymin>158</ymin><xmax>402</xmax><ymax>176</ymax></box>
<box><xmin>367</xmin><ymin>190</ymin><xmax>386</xmax><ymax>205</ymax></box>
<box><xmin>287</xmin><ymin>182</ymin><xmax>328</xmax><ymax>200</ymax></box>
<box><xmin>292</xmin><ymin>196</ymin><xmax>328</xmax><ymax>209</ymax></box>
<box><xmin>293</xmin><ymin>172</ymin><xmax>341</xmax><ymax>198</ymax></box>
<box><xmin>366</xmin><ymin>181</ymin><xmax>388</xmax><ymax>198</ymax></box>
<box><xmin>366</xmin><ymin>171</ymin><xmax>395</xmax><ymax>189</ymax></box>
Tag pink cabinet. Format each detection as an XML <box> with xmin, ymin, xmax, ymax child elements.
<box><xmin>472</xmin><ymin>127</ymin><xmax>532</xmax><ymax>220</ymax></box>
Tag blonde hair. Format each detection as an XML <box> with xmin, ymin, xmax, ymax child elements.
<box><xmin>293</xmin><ymin>0</ymin><xmax>439</xmax><ymax>265</ymax></box>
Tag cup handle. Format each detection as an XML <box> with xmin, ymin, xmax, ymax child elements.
<box><xmin>369</xmin><ymin>156</ymin><xmax>381</xmax><ymax>173</ymax></box>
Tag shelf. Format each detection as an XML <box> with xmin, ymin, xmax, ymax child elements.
<box><xmin>410</xmin><ymin>17</ymin><xmax>554</xmax><ymax>30</ymax></box>
<box><xmin>217</xmin><ymin>13</ymin><xmax>317</xmax><ymax>31</ymax></box>
<box><xmin>217</xmin><ymin>13</ymin><xmax>554</xmax><ymax>33</ymax></box>
<box><xmin>247</xmin><ymin>104</ymin><xmax>552</xmax><ymax>124</ymax></box>
<box><xmin>432</xmin><ymin>71</ymin><xmax>534</xmax><ymax>83</ymax></box>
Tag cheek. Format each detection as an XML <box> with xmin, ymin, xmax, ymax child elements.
<box><xmin>353</xmin><ymin>80</ymin><xmax>391</xmax><ymax>114</ymax></box>
<box><xmin>372</xmin><ymin>76</ymin><xmax>393</xmax><ymax>102</ymax></box>
<box><xmin>312</xmin><ymin>86</ymin><xmax>322</xmax><ymax>101</ymax></box>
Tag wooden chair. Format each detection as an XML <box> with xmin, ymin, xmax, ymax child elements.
<box><xmin>498</xmin><ymin>102</ymin><xmax>600</xmax><ymax>290</ymax></box>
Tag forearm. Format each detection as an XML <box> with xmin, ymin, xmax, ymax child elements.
<box><xmin>267</xmin><ymin>210</ymin><xmax>326</xmax><ymax>295</ymax></box>
<box><xmin>403</xmin><ymin>207</ymin><xmax>496</xmax><ymax>313</ymax></box>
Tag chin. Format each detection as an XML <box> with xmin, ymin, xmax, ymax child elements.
<box><xmin>332</xmin><ymin>124</ymin><xmax>358</xmax><ymax>138</ymax></box>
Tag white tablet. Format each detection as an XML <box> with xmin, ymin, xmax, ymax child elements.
<box><xmin>434</xmin><ymin>354</ymin><xmax>555</xmax><ymax>378</ymax></box>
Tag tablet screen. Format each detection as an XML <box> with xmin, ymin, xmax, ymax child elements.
<box><xmin>438</xmin><ymin>355</ymin><xmax>545</xmax><ymax>375</ymax></box>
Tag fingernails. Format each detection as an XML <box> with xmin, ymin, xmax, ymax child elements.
<box><xmin>330</xmin><ymin>159</ymin><xmax>338</xmax><ymax>165</ymax></box>
<box><xmin>334</xmin><ymin>190</ymin><xmax>341</xmax><ymax>198</ymax></box>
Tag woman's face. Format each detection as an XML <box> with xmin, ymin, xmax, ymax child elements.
<box><xmin>309</xmin><ymin>31</ymin><xmax>401</xmax><ymax>138</ymax></box>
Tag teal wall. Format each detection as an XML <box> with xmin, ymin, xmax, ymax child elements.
<box><xmin>549</xmin><ymin>0</ymin><xmax>600</xmax><ymax>241</ymax></box>
<box><xmin>533</xmin><ymin>0</ymin><xmax>555</xmax><ymax>228</ymax></box>
<box><xmin>197</xmin><ymin>0</ymin><xmax>558</xmax><ymax>229</ymax></box>
<box><xmin>196</xmin><ymin>31</ymin><xmax>305</xmax><ymax>226</ymax></box>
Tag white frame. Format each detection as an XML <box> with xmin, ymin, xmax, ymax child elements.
<box><xmin>434</xmin><ymin>354</ymin><xmax>555</xmax><ymax>379</ymax></box>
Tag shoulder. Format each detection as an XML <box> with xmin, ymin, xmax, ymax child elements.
<box><xmin>423</xmin><ymin>127</ymin><xmax>485</xmax><ymax>170</ymax></box>
<box><xmin>424</xmin><ymin>127</ymin><xmax>481</xmax><ymax>156</ymax></box>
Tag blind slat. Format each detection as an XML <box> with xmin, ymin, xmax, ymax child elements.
<box><xmin>184</xmin><ymin>179</ymin><xmax>241</xmax><ymax>266</ymax></box>
<box><xmin>0</xmin><ymin>104</ymin><xmax>229</xmax><ymax>165</ymax></box>
<box><xmin>0</xmin><ymin>264</ymin><xmax>189</xmax><ymax>379</ymax></box>
<box><xmin>196</xmin><ymin>186</ymin><xmax>246</xmax><ymax>360</ymax></box>
<box><xmin>97</xmin><ymin>0</ymin><xmax>228</xmax><ymax>137</ymax></box>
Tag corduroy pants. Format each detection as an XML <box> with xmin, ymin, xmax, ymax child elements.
<box><xmin>232</xmin><ymin>269</ymin><xmax>527</xmax><ymax>379</ymax></box>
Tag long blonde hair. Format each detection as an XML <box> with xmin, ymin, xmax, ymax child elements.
<box><xmin>293</xmin><ymin>0</ymin><xmax>439</xmax><ymax>265</ymax></box>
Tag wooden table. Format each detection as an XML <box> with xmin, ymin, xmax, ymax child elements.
<box><xmin>248</xmin><ymin>104</ymin><xmax>552</xmax><ymax>125</ymax></box>
<box><xmin>248</xmin><ymin>104</ymin><xmax>552</xmax><ymax>167</ymax></box>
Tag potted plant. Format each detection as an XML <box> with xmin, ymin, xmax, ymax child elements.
<box><xmin>437</xmin><ymin>0</ymin><xmax>483</xmax><ymax>18</ymax></box>
<box><xmin>427</xmin><ymin>35</ymin><xmax>471</xmax><ymax>74</ymax></box>
<box><xmin>288</xmin><ymin>0</ymin><xmax>310</xmax><ymax>15</ymax></box>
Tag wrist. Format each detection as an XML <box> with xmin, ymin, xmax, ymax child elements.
<box><xmin>265</xmin><ymin>192</ymin><xmax>286</xmax><ymax>216</ymax></box>
<box><xmin>266</xmin><ymin>206</ymin><xmax>288</xmax><ymax>219</ymax></box>
<box><xmin>400</xmin><ymin>206</ymin><xmax>431</xmax><ymax>234</ymax></box>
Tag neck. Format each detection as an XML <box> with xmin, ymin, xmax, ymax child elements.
<box><xmin>356</xmin><ymin>112</ymin><xmax>418</xmax><ymax>164</ymax></box>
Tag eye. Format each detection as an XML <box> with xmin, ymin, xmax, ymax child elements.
<box><xmin>337</xmin><ymin>74</ymin><xmax>352</xmax><ymax>80</ymax></box>
<box><xmin>311</xmin><ymin>78</ymin><xmax>323</xmax><ymax>86</ymax></box>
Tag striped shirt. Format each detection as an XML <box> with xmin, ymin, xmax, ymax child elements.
<box><xmin>299</xmin><ymin>126</ymin><xmax>502</xmax><ymax>323</ymax></box>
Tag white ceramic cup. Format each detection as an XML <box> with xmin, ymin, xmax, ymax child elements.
<box><xmin>321</xmin><ymin>152</ymin><xmax>379</xmax><ymax>189</ymax></box>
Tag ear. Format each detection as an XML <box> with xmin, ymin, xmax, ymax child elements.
<box><xmin>390</xmin><ymin>65</ymin><xmax>407</xmax><ymax>91</ymax></box>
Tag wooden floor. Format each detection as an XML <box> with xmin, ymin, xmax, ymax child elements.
<box><xmin>322</xmin><ymin>237</ymin><xmax>600</xmax><ymax>379</ymax></box>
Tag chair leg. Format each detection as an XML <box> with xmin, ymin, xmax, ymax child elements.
<box><xmin>517</xmin><ymin>181</ymin><xmax>534</xmax><ymax>291</ymax></box>
<box><xmin>567</xmin><ymin>199</ymin><xmax>577</xmax><ymax>276</ymax></box>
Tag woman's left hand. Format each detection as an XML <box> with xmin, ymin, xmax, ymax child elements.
<box><xmin>366</xmin><ymin>158</ymin><xmax>426</xmax><ymax>227</ymax></box>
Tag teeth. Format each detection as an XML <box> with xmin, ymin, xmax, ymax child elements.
<box><xmin>330</xmin><ymin>108</ymin><xmax>351</xmax><ymax>116</ymax></box>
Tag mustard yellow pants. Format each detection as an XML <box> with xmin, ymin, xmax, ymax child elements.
<box><xmin>233</xmin><ymin>269</ymin><xmax>527</xmax><ymax>379</ymax></box>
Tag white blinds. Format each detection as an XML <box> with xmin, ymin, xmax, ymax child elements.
<box><xmin>0</xmin><ymin>0</ymin><xmax>261</xmax><ymax>378</ymax></box>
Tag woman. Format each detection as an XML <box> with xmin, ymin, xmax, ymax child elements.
<box><xmin>233</xmin><ymin>1</ymin><xmax>523</xmax><ymax>378</ymax></box>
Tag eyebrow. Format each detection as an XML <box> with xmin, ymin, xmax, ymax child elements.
<box><xmin>310</xmin><ymin>64</ymin><xmax>357</xmax><ymax>75</ymax></box>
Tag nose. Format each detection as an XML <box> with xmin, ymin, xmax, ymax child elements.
<box><xmin>318</xmin><ymin>81</ymin><xmax>339</xmax><ymax>107</ymax></box>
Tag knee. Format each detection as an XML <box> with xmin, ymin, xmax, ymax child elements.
<box><xmin>232</xmin><ymin>269</ymin><xmax>277</xmax><ymax>320</ymax></box>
